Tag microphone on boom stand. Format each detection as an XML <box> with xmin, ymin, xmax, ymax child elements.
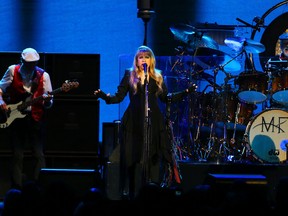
<box><xmin>142</xmin><ymin>62</ymin><xmax>151</xmax><ymax>184</ymax></box>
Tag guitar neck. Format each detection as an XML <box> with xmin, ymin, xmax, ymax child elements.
<box><xmin>17</xmin><ymin>87</ymin><xmax>62</xmax><ymax>111</ymax></box>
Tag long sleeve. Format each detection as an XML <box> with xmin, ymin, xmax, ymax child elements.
<box><xmin>43</xmin><ymin>72</ymin><xmax>53</xmax><ymax>109</ymax></box>
<box><xmin>105</xmin><ymin>71</ymin><xmax>130</xmax><ymax>104</ymax></box>
<box><xmin>0</xmin><ymin>65</ymin><xmax>14</xmax><ymax>94</ymax></box>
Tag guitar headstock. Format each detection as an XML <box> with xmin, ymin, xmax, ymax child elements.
<box><xmin>61</xmin><ymin>80</ymin><xmax>80</xmax><ymax>92</ymax></box>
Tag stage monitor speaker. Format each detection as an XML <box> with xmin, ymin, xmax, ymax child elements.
<box><xmin>39</xmin><ymin>168</ymin><xmax>100</xmax><ymax>200</ymax></box>
<box><xmin>101</xmin><ymin>121</ymin><xmax>121</xmax><ymax>162</ymax></box>
<box><xmin>45</xmin><ymin>98</ymin><xmax>99</xmax><ymax>153</ymax></box>
<box><xmin>104</xmin><ymin>161</ymin><xmax>121</xmax><ymax>200</ymax></box>
<box><xmin>204</xmin><ymin>173</ymin><xmax>268</xmax><ymax>205</ymax></box>
<box><xmin>206</xmin><ymin>173</ymin><xmax>267</xmax><ymax>185</ymax></box>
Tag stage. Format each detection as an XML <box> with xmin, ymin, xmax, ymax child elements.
<box><xmin>1</xmin><ymin>150</ymin><xmax>288</xmax><ymax>203</ymax></box>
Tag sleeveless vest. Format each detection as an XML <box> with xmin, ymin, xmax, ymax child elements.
<box><xmin>9</xmin><ymin>64</ymin><xmax>45</xmax><ymax>121</ymax></box>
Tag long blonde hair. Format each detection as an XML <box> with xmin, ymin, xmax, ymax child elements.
<box><xmin>129</xmin><ymin>45</ymin><xmax>163</xmax><ymax>95</ymax></box>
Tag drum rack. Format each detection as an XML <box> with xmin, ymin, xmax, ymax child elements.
<box><xmin>168</xmin><ymin>22</ymin><xmax>288</xmax><ymax>164</ymax></box>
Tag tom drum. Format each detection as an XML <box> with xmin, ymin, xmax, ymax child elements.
<box><xmin>271</xmin><ymin>68</ymin><xmax>288</xmax><ymax>105</ymax></box>
<box><xmin>235</xmin><ymin>71</ymin><xmax>268</xmax><ymax>104</ymax></box>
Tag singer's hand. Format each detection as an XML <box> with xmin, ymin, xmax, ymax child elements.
<box><xmin>185</xmin><ymin>83</ymin><xmax>197</xmax><ymax>93</ymax></box>
<box><xmin>94</xmin><ymin>89</ymin><xmax>110</xmax><ymax>101</ymax></box>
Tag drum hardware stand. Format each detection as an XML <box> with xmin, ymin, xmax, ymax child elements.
<box><xmin>238</xmin><ymin>131</ymin><xmax>259</xmax><ymax>163</ymax></box>
<box><xmin>192</xmin><ymin>103</ymin><xmax>206</xmax><ymax>161</ymax></box>
<box><xmin>265</xmin><ymin>68</ymin><xmax>279</xmax><ymax>109</ymax></box>
<box><xmin>238</xmin><ymin>134</ymin><xmax>251</xmax><ymax>162</ymax></box>
<box><xmin>228</xmin><ymin>102</ymin><xmax>245</xmax><ymax>161</ymax></box>
<box><xmin>201</xmin><ymin>64</ymin><xmax>230</xmax><ymax>162</ymax></box>
<box><xmin>192</xmin><ymin>85</ymin><xmax>214</xmax><ymax>161</ymax></box>
<box><xmin>212</xmin><ymin>66</ymin><xmax>238</xmax><ymax>162</ymax></box>
<box><xmin>185</xmin><ymin>70</ymin><xmax>200</xmax><ymax>161</ymax></box>
<box><xmin>201</xmin><ymin>65</ymin><xmax>220</xmax><ymax>162</ymax></box>
<box><xmin>184</xmin><ymin>58</ymin><xmax>212</xmax><ymax>162</ymax></box>
<box><xmin>167</xmin><ymin>53</ymin><xmax>195</xmax><ymax>161</ymax></box>
<box><xmin>203</xmin><ymin>122</ymin><xmax>217</xmax><ymax>161</ymax></box>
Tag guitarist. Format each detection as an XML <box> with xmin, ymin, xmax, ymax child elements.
<box><xmin>0</xmin><ymin>48</ymin><xmax>53</xmax><ymax>189</ymax></box>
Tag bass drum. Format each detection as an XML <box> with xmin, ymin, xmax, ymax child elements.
<box><xmin>245</xmin><ymin>109</ymin><xmax>288</xmax><ymax>163</ymax></box>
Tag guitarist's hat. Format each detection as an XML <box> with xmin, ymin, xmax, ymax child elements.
<box><xmin>21</xmin><ymin>48</ymin><xmax>40</xmax><ymax>62</ymax></box>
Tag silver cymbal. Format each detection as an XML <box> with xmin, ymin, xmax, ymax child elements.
<box><xmin>194</xmin><ymin>47</ymin><xmax>241</xmax><ymax>72</ymax></box>
<box><xmin>170</xmin><ymin>23</ymin><xmax>197</xmax><ymax>43</ymax></box>
<box><xmin>224</xmin><ymin>37</ymin><xmax>265</xmax><ymax>53</ymax></box>
<box><xmin>188</xmin><ymin>34</ymin><xmax>219</xmax><ymax>50</ymax></box>
<box><xmin>170</xmin><ymin>23</ymin><xmax>219</xmax><ymax>50</ymax></box>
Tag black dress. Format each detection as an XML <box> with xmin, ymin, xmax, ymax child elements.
<box><xmin>106</xmin><ymin>70</ymin><xmax>187</xmax><ymax>198</ymax></box>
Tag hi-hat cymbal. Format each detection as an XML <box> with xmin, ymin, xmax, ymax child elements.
<box><xmin>169</xmin><ymin>23</ymin><xmax>219</xmax><ymax>50</ymax></box>
<box><xmin>194</xmin><ymin>47</ymin><xmax>241</xmax><ymax>72</ymax></box>
<box><xmin>224</xmin><ymin>37</ymin><xmax>265</xmax><ymax>53</ymax></box>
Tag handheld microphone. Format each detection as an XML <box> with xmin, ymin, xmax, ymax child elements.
<box><xmin>143</xmin><ymin>63</ymin><xmax>147</xmax><ymax>74</ymax></box>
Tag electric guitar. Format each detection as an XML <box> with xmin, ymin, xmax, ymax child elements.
<box><xmin>0</xmin><ymin>80</ymin><xmax>79</xmax><ymax>128</ymax></box>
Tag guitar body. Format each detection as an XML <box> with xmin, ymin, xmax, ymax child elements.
<box><xmin>0</xmin><ymin>102</ymin><xmax>26</xmax><ymax>128</ymax></box>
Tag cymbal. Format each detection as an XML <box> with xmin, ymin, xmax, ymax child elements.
<box><xmin>170</xmin><ymin>23</ymin><xmax>197</xmax><ymax>43</ymax></box>
<box><xmin>169</xmin><ymin>23</ymin><xmax>219</xmax><ymax>50</ymax></box>
<box><xmin>170</xmin><ymin>23</ymin><xmax>196</xmax><ymax>35</ymax></box>
<box><xmin>194</xmin><ymin>47</ymin><xmax>241</xmax><ymax>72</ymax></box>
<box><xmin>224</xmin><ymin>37</ymin><xmax>265</xmax><ymax>53</ymax></box>
<box><xmin>188</xmin><ymin>34</ymin><xmax>219</xmax><ymax>50</ymax></box>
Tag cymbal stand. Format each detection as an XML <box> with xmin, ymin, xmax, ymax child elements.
<box><xmin>188</xmin><ymin>83</ymin><xmax>211</xmax><ymax>161</ymax></box>
<box><xmin>215</xmin><ymin>69</ymin><xmax>231</xmax><ymax>162</ymax></box>
<box><xmin>265</xmin><ymin>67</ymin><xmax>274</xmax><ymax>109</ymax></box>
<box><xmin>202</xmin><ymin>67</ymin><xmax>220</xmax><ymax>162</ymax></box>
<box><xmin>229</xmin><ymin>102</ymin><xmax>242</xmax><ymax>160</ymax></box>
<box><xmin>203</xmin><ymin>122</ymin><xmax>216</xmax><ymax>160</ymax></box>
<box><xmin>187</xmin><ymin>63</ymin><xmax>204</xmax><ymax>161</ymax></box>
<box><xmin>213</xmin><ymin>56</ymin><xmax>242</xmax><ymax>161</ymax></box>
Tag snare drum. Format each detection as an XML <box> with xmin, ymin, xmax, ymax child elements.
<box><xmin>235</xmin><ymin>71</ymin><xmax>268</xmax><ymax>104</ymax></box>
<box><xmin>245</xmin><ymin>109</ymin><xmax>288</xmax><ymax>163</ymax></box>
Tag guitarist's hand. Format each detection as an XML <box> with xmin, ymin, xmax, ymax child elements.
<box><xmin>0</xmin><ymin>95</ymin><xmax>8</xmax><ymax>111</ymax></box>
<box><xmin>0</xmin><ymin>95</ymin><xmax>8</xmax><ymax>123</ymax></box>
<box><xmin>94</xmin><ymin>89</ymin><xmax>110</xmax><ymax>102</ymax></box>
<box><xmin>42</xmin><ymin>93</ymin><xmax>53</xmax><ymax>108</ymax></box>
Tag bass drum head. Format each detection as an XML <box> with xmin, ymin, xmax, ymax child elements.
<box><xmin>246</xmin><ymin>109</ymin><xmax>288</xmax><ymax>163</ymax></box>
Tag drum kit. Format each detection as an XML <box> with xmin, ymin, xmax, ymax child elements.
<box><xmin>169</xmin><ymin>23</ymin><xmax>288</xmax><ymax>164</ymax></box>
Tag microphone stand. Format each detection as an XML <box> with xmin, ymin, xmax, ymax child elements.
<box><xmin>142</xmin><ymin>72</ymin><xmax>151</xmax><ymax>184</ymax></box>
